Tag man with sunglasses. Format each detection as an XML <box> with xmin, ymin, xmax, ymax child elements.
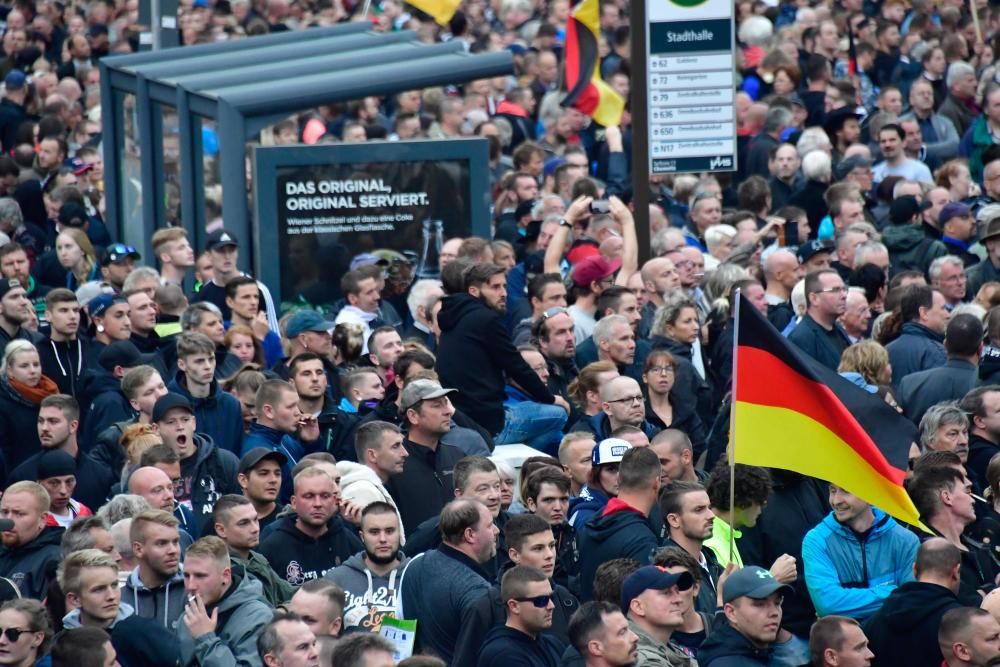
<box><xmin>621</xmin><ymin>565</ymin><xmax>697</xmax><ymax>667</ymax></box>
<box><xmin>477</xmin><ymin>565</ymin><xmax>566</xmax><ymax>667</ymax></box>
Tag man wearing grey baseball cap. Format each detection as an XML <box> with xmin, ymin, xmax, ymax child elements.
<box><xmin>385</xmin><ymin>379</ymin><xmax>466</xmax><ymax>534</ymax></box>
<box><xmin>698</xmin><ymin>566</ymin><xmax>793</xmax><ymax>667</ymax></box>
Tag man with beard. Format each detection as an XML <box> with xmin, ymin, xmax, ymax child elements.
<box><xmin>400</xmin><ymin>499</ymin><xmax>499</xmax><ymax>664</ymax></box>
<box><xmin>8</xmin><ymin>394</ymin><xmax>114</xmax><ymax>511</ymax></box>
<box><xmin>122</xmin><ymin>510</ymin><xmax>186</xmax><ymax>629</ymax></box>
<box><xmin>0</xmin><ymin>481</ymin><xmax>63</xmax><ymax>599</ymax></box>
<box><xmin>437</xmin><ymin>262</ymin><xmax>568</xmax><ymax>440</ymax></box>
<box><xmin>0</xmin><ymin>278</ymin><xmax>39</xmax><ymax>349</ymax></box>
<box><xmin>802</xmin><ymin>484</ymin><xmax>919</xmax><ymax>619</ymax></box>
<box><xmin>325</xmin><ymin>502</ymin><xmax>409</xmax><ymax>634</ymax></box>
<box><xmin>660</xmin><ymin>481</ymin><xmax>723</xmax><ymax>615</ymax></box>
<box><xmin>212</xmin><ymin>494</ymin><xmax>294</xmax><ymax>607</ymax></box>
<box><xmin>257</xmin><ymin>467</ymin><xmax>362</xmax><ymax>585</ymax></box>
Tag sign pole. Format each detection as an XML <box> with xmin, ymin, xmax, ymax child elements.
<box><xmin>631</xmin><ymin>0</ymin><xmax>651</xmax><ymax>262</ymax></box>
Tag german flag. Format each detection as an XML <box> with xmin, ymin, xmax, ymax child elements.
<box><xmin>406</xmin><ymin>0</ymin><xmax>460</xmax><ymax>27</ymax></box>
<box><xmin>732</xmin><ymin>294</ymin><xmax>925</xmax><ymax>530</ymax></box>
<box><xmin>562</xmin><ymin>0</ymin><xmax>624</xmax><ymax>127</ymax></box>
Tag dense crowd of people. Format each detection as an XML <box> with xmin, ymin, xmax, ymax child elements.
<box><xmin>7</xmin><ymin>0</ymin><xmax>1000</xmax><ymax>664</ymax></box>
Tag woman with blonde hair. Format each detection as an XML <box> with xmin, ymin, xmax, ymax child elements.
<box><xmin>120</xmin><ymin>422</ymin><xmax>164</xmax><ymax>480</ymax></box>
<box><xmin>837</xmin><ymin>340</ymin><xmax>900</xmax><ymax>411</ymax></box>
<box><xmin>0</xmin><ymin>341</ymin><xmax>59</xmax><ymax>468</ymax></box>
<box><xmin>56</xmin><ymin>227</ymin><xmax>99</xmax><ymax>290</ymax></box>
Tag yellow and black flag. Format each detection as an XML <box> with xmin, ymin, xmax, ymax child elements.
<box><xmin>562</xmin><ymin>0</ymin><xmax>624</xmax><ymax>127</ymax></box>
<box><xmin>732</xmin><ymin>294</ymin><xmax>925</xmax><ymax>530</ymax></box>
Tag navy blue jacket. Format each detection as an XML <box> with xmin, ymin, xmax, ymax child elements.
<box><xmin>886</xmin><ymin>322</ymin><xmax>947</xmax><ymax>386</ymax></box>
<box><xmin>698</xmin><ymin>616</ymin><xmax>771</xmax><ymax>667</ymax></box>
<box><xmin>169</xmin><ymin>372</ymin><xmax>244</xmax><ymax>455</ymax></box>
<box><xmin>863</xmin><ymin>581</ymin><xmax>963</xmax><ymax>667</ymax></box>
<box><xmin>787</xmin><ymin>314</ymin><xmax>851</xmax><ymax>372</ymax></box>
<box><xmin>577</xmin><ymin>498</ymin><xmax>660</xmax><ymax>601</ymax></box>
<box><xmin>479</xmin><ymin>626</ymin><xmax>564</xmax><ymax>667</ymax></box>
<box><xmin>897</xmin><ymin>358</ymin><xmax>977</xmax><ymax>424</ymax></box>
<box><xmin>241</xmin><ymin>422</ymin><xmax>307</xmax><ymax>504</ymax></box>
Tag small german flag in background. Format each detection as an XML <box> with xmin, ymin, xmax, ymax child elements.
<box><xmin>561</xmin><ymin>0</ymin><xmax>624</xmax><ymax>127</ymax></box>
<box><xmin>731</xmin><ymin>294</ymin><xmax>925</xmax><ymax>530</ymax></box>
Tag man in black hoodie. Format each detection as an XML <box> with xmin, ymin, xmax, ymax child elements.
<box><xmin>863</xmin><ymin>538</ymin><xmax>964</xmax><ymax>667</ymax></box>
<box><xmin>258</xmin><ymin>465</ymin><xmax>363</xmax><ymax>585</ymax></box>
<box><xmin>578</xmin><ymin>447</ymin><xmax>662</xmax><ymax>601</ymax></box>
<box><xmin>0</xmin><ymin>480</ymin><xmax>63</xmax><ymax>598</ymax></box>
<box><xmin>436</xmin><ymin>262</ymin><xmax>567</xmax><ymax>437</ymax></box>
<box><xmin>37</xmin><ymin>288</ymin><xmax>84</xmax><ymax>398</ymax></box>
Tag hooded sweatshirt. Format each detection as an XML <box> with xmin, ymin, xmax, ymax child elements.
<box><xmin>577</xmin><ymin>498</ymin><xmax>660</xmax><ymax>601</ymax></box>
<box><xmin>177</xmin><ymin>433</ymin><xmax>241</xmax><ymax>521</ymax></box>
<box><xmin>176</xmin><ymin>570</ymin><xmax>273</xmax><ymax>667</ymax></box>
<box><xmin>324</xmin><ymin>551</ymin><xmax>411</xmax><ymax>632</ymax></box>
<box><xmin>37</xmin><ymin>335</ymin><xmax>84</xmax><ymax>398</ymax></box>
<box><xmin>62</xmin><ymin>600</ymin><xmax>136</xmax><ymax>629</ymax></box>
<box><xmin>169</xmin><ymin>372</ymin><xmax>244</xmax><ymax>455</ymax></box>
<box><xmin>79</xmin><ymin>368</ymin><xmax>135</xmax><ymax>447</ymax></box>
<box><xmin>336</xmin><ymin>461</ymin><xmax>406</xmax><ymax>544</ymax></box>
<box><xmin>0</xmin><ymin>525</ymin><xmax>63</xmax><ymax>599</ymax></box>
<box><xmin>862</xmin><ymin>581</ymin><xmax>963</xmax><ymax>667</ymax></box>
<box><xmin>567</xmin><ymin>484</ymin><xmax>609</xmax><ymax>530</ymax></box>
<box><xmin>436</xmin><ymin>293</ymin><xmax>554</xmax><ymax>435</ymax></box>
<box><xmin>881</xmin><ymin>223</ymin><xmax>948</xmax><ymax>276</ymax></box>
<box><xmin>257</xmin><ymin>514</ymin><xmax>363</xmax><ymax>585</ymax></box>
<box><xmin>122</xmin><ymin>567</ymin><xmax>187</xmax><ymax>630</ymax></box>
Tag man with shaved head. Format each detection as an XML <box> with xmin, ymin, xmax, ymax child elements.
<box><xmin>763</xmin><ymin>248</ymin><xmax>802</xmax><ymax>330</ymax></box>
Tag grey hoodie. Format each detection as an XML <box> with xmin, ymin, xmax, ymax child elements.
<box><xmin>176</xmin><ymin>571</ymin><xmax>273</xmax><ymax>667</ymax></box>
<box><xmin>62</xmin><ymin>601</ymin><xmax>136</xmax><ymax>629</ymax></box>
<box><xmin>324</xmin><ymin>551</ymin><xmax>411</xmax><ymax>633</ymax></box>
<box><xmin>123</xmin><ymin>567</ymin><xmax>187</xmax><ymax>630</ymax></box>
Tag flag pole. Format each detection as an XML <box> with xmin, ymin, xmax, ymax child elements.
<box><xmin>728</xmin><ymin>289</ymin><xmax>742</xmax><ymax>565</ymax></box>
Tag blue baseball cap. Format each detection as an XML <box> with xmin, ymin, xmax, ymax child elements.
<box><xmin>88</xmin><ymin>293</ymin><xmax>125</xmax><ymax>318</ymax></box>
<box><xmin>621</xmin><ymin>566</ymin><xmax>694</xmax><ymax>613</ymax></box>
<box><xmin>4</xmin><ymin>70</ymin><xmax>25</xmax><ymax>90</ymax></box>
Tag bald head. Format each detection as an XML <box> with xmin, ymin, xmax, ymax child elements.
<box><xmin>128</xmin><ymin>467</ymin><xmax>175</xmax><ymax>511</ymax></box>
<box><xmin>600</xmin><ymin>375</ymin><xmax>642</xmax><ymax>403</ymax></box>
<box><xmin>764</xmin><ymin>249</ymin><xmax>797</xmax><ymax>278</ymax></box>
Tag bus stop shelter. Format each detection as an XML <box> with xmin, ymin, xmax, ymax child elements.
<box><xmin>99</xmin><ymin>25</ymin><xmax>514</xmax><ymax>272</ymax></box>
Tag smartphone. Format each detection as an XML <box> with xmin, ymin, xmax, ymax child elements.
<box><xmin>590</xmin><ymin>200</ymin><xmax>610</xmax><ymax>214</ymax></box>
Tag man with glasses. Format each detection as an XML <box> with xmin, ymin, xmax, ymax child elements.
<box><xmin>788</xmin><ymin>269</ymin><xmax>851</xmax><ymax>371</ymax></box>
<box><xmin>698</xmin><ymin>566</ymin><xmax>792</xmax><ymax>667</ymax></box>
<box><xmin>583</xmin><ymin>376</ymin><xmax>657</xmax><ymax>441</ymax></box>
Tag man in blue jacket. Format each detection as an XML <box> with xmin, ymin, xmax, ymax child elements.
<box><xmin>242</xmin><ymin>379</ymin><xmax>320</xmax><ymax>504</ymax></box>
<box><xmin>802</xmin><ymin>483</ymin><xmax>919</xmax><ymax>620</ymax></box>
<box><xmin>577</xmin><ymin>446</ymin><xmax>662</xmax><ymax>601</ymax></box>
<box><xmin>168</xmin><ymin>331</ymin><xmax>243</xmax><ymax>455</ymax></box>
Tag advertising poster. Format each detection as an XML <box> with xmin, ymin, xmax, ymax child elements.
<box><xmin>253</xmin><ymin>139</ymin><xmax>491</xmax><ymax>308</ymax></box>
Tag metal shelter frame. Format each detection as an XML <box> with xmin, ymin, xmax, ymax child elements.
<box><xmin>99</xmin><ymin>25</ymin><xmax>513</xmax><ymax>276</ymax></box>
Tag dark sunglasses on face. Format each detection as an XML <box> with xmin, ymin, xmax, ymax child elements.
<box><xmin>514</xmin><ymin>594</ymin><xmax>553</xmax><ymax>608</ymax></box>
<box><xmin>0</xmin><ymin>627</ymin><xmax>31</xmax><ymax>642</ymax></box>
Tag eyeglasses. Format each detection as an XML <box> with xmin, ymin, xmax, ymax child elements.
<box><xmin>817</xmin><ymin>286</ymin><xmax>849</xmax><ymax>294</ymax></box>
<box><xmin>514</xmin><ymin>594</ymin><xmax>553</xmax><ymax>608</ymax></box>
<box><xmin>607</xmin><ymin>395</ymin><xmax>644</xmax><ymax>405</ymax></box>
<box><xmin>647</xmin><ymin>366</ymin><xmax>674</xmax><ymax>375</ymax></box>
<box><xmin>0</xmin><ymin>628</ymin><xmax>31</xmax><ymax>642</ymax></box>
<box><xmin>541</xmin><ymin>306</ymin><xmax>568</xmax><ymax>320</ymax></box>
